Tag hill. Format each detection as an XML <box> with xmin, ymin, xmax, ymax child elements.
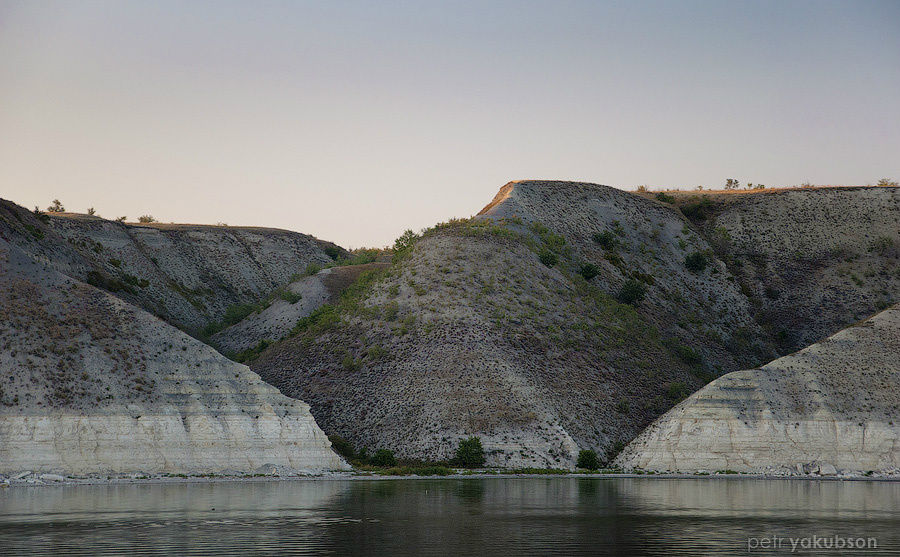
<box><xmin>3</xmin><ymin>204</ymin><xmax>345</xmax><ymax>333</ymax></box>
<box><xmin>0</xmin><ymin>200</ymin><xmax>346</xmax><ymax>475</ymax></box>
<box><xmin>615</xmin><ymin>304</ymin><xmax>900</xmax><ymax>475</ymax></box>
<box><xmin>251</xmin><ymin>181</ymin><xmax>899</xmax><ymax>467</ymax></box>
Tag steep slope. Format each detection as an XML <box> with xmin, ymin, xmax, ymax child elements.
<box><xmin>0</xmin><ymin>204</ymin><xmax>346</xmax><ymax>475</ymax></box>
<box><xmin>664</xmin><ymin>186</ymin><xmax>900</xmax><ymax>351</ymax></box>
<box><xmin>211</xmin><ymin>263</ymin><xmax>390</xmax><ymax>355</ymax></box>
<box><xmin>0</xmin><ymin>201</ymin><xmax>345</xmax><ymax>333</ymax></box>
<box><xmin>252</xmin><ymin>181</ymin><xmax>775</xmax><ymax>467</ymax></box>
<box><xmin>615</xmin><ymin>305</ymin><xmax>900</xmax><ymax>474</ymax></box>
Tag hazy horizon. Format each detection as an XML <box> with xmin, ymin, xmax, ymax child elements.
<box><xmin>2</xmin><ymin>0</ymin><xmax>899</xmax><ymax>247</ymax></box>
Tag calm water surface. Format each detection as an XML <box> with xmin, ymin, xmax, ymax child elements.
<box><xmin>0</xmin><ymin>478</ymin><xmax>898</xmax><ymax>556</ymax></box>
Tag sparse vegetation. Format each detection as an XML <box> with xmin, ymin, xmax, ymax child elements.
<box><xmin>592</xmin><ymin>230</ymin><xmax>619</xmax><ymax>250</ymax></box>
<box><xmin>617</xmin><ymin>279</ymin><xmax>647</xmax><ymax>305</ymax></box>
<box><xmin>138</xmin><ymin>215</ymin><xmax>157</xmax><ymax>223</ymax></box>
<box><xmin>370</xmin><ymin>448</ymin><xmax>398</xmax><ymax>467</ymax></box>
<box><xmin>538</xmin><ymin>249</ymin><xmax>558</xmax><ymax>267</ymax></box>
<box><xmin>233</xmin><ymin>339</ymin><xmax>271</xmax><ymax>363</ymax></box>
<box><xmin>454</xmin><ymin>436</ymin><xmax>485</xmax><ymax>468</ymax></box>
<box><xmin>655</xmin><ymin>192</ymin><xmax>675</xmax><ymax>203</ymax></box>
<box><xmin>579</xmin><ymin>263</ymin><xmax>600</xmax><ymax>281</ymax></box>
<box><xmin>392</xmin><ymin>229</ymin><xmax>420</xmax><ymax>262</ymax></box>
<box><xmin>666</xmin><ymin>382</ymin><xmax>690</xmax><ymax>401</ymax></box>
<box><xmin>684</xmin><ymin>251</ymin><xmax>709</xmax><ymax>272</ymax></box>
<box><xmin>46</xmin><ymin>199</ymin><xmax>65</xmax><ymax>213</ymax></box>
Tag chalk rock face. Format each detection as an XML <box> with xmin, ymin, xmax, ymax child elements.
<box><xmin>0</xmin><ymin>203</ymin><xmax>347</xmax><ymax>475</ymax></box>
<box><xmin>615</xmin><ymin>305</ymin><xmax>900</xmax><ymax>474</ymax></box>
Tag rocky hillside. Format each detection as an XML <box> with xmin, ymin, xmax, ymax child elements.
<box><xmin>661</xmin><ymin>186</ymin><xmax>899</xmax><ymax>351</ymax></box>
<box><xmin>250</xmin><ymin>181</ymin><xmax>788</xmax><ymax>468</ymax></box>
<box><xmin>615</xmin><ymin>304</ymin><xmax>900</xmax><ymax>475</ymax></box>
<box><xmin>0</xmin><ymin>201</ymin><xmax>346</xmax><ymax>475</ymax></box>
<box><xmin>211</xmin><ymin>263</ymin><xmax>389</xmax><ymax>355</ymax></box>
<box><xmin>0</xmin><ymin>200</ymin><xmax>345</xmax><ymax>333</ymax></box>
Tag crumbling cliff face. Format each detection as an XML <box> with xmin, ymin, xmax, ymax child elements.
<box><xmin>615</xmin><ymin>304</ymin><xmax>900</xmax><ymax>474</ymax></box>
<box><xmin>0</xmin><ymin>200</ymin><xmax>346</xmax><ymax>475</ymax></box>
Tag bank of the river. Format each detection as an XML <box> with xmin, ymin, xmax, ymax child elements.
<box><xmin>3</xmin><ymin>469</ymin><xmax>899</xmax><ymax>488</ymax></box>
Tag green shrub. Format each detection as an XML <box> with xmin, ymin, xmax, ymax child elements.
<box><xmin>617</xmin><ymin>279</ymin><xmax>647</xmax><ymax>305</ymax></box>
<box><xmin>680</xmin><ymin>197</ymin><xmax>713</xmax><ymax>220</ymax></box>
<box><xmin>667</xmin><ymin>382</ymin><xmax>690</xmax><ymax>401</ymax></box>
<box><xmin>605</xmin><ymin>440</ymin><xmax>627</xmax><ymax>464</ymax></box>
<box><xmin>122</xmin><ymin>273</ymin><xmax>150</xmax><ymax>288</ymax></box>
<box><xmin>328</xmin><ymin>435</ymin><xmax>356</xmax><ymax>460</ymax></box>
<box><xmin>392</xmin><ymin>229</ymin><xmax>420</xmax><ymax>262</ymax></box>
<box><xmin>672</xmin><ymin>344</ymin><xmax>701</xmax><ymax>365</ymax></box>
<box><xmin>615</xmin><ymin>399</ymin><xmax>630</xmax><ymax>414</ymax></box>
<box><xmin>370</xmin><ymin>449</ymin><xmax>397</xmax><ymax>467</ymax></box>
<box><xmin>684</xmin><ymin>251</ymin><xmax>709</xmax><ymax>272</ymax></box>
<box><xmin>579</xmin><ymin>263</ymin><xmax>600</xmax><ymax>281</ymax></box>
<box><xmin>577</xmin><ymin>449</ymin><xmax>600</xmax><ymax>470</ymax></box>
<box><xmin>538</xmin><ymin>249</ymin><xmax>558</xmax><ymax>267</ymax></box>
<box><xmin>323</xmin><ymin>245</ymin><xmax>342</xmax><ymax>260</ymax></box>
<box><xmin>341</xmin><ymin>354</ymin><xmax>361</xmax><ymax>371</ymax></box>
<box><xmin>655</xmin><ymin>192</ymin><xmax>675</xmax><ymax>203</ymax></box>
<box><xmin>233</xmin><ymin>339</ymin><xmax>270</xmax><ymax>363</ymax></box>
<box><xmin>108</xmin><ymin>258</ymin><xmax>121</xmax><ymax>267</ymax></box>
<box><xmin>278</xmin><ymin>288</ymin><xmax>302</xmax><ymax>304</ymax></box>
<box><xmin>23</xmin><ymin>224</ymin><xmax>44</xmax><ymax>239</ymax></box>
<box><xmin>86</xmin><ymin>270</ymin><xmax>129</xmax><ymax>293</ymax></box>
<box><xmin>305</xmin><ymin>263</ymin><xmax>322</xmax><ymax>276</ymax></box>
<box><xmin>454</xmin><ymin>436</ymin><xmax>485</xmax><ymax>468</ymax></box>
<box><xmin>592</xmin><ymin>230</ymin><xmax>619</xmax><ymax>250</ymax></box>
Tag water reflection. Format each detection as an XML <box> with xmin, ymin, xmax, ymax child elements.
<box><xmin>0</xmin><ymin>478</ymin><xmax>898</xmax><ymax>556</ymax></box>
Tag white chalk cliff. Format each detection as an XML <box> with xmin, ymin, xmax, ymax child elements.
<box><xmin>615</xmin><ymin>305</ymin><xmax>900</xmax><ymax>474</ymax></box>
<box><xmin>0</xmin><ymin>202</ymin><xmax>347</xmax><ymax>475</ymax></box>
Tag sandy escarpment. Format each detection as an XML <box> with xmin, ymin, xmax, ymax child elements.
<box><xmin>615</xmin><ymin>305</ymin><xmax>900</xmax><ymax>474</ymax></box>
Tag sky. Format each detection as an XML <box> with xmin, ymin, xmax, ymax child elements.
<box><xmin>1</xmin><ymin>1</ymin><xmax>899</xmax><ymax>248</ymax></box>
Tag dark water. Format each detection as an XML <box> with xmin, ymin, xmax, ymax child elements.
<box><xmin>1</xmin><ymin>477</ymin><xmax>898</xmax><ymax>556</ymax></box>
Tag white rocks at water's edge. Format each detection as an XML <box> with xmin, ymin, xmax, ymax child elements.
<box><xmin>615</xmin><ymin>305</ymin><xmax>900</xmax><ymax>475</ymax></box>
<box><xmin>0</xmin><ymin>227</ymin><xmax>348</xmax><ymax>477</ymax></box>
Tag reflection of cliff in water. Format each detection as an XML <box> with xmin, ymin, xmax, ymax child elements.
<box><xmin>1</xmin><ymin>478</ymin><xmax>899</xmax><ymax>556</ymax></box>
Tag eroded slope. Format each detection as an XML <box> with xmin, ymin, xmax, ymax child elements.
<box><xmin>615</xmin><ymin>304</ymin><xmax>900</xmax><ymax>474</ymax></box>
<box><xmin>0</xmin><ymin>205</ymin><xmax>346</xmax><ymax>475</ymax></box>
<box><xmin>0</xmin><ymin>200</ymin><xmax>345</xmax><ymax>333</ymax></box>
<box><xmin>252</xmin><ymin>181</ymin><xmax>775</xmax><ymax>467</ymax></box>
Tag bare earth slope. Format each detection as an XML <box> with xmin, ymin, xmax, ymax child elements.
<box><xmin>665</xmin><ymin>186</ymin><xmax>900</xmax><ymax>351</ymax></box>
<box><xmin>252</xmin><ymin>181</ymin><xmax>779</xmax><ymax>467</ymax></box>
<box><xmin>211</xmin><ymin>263</ymin><xmax>389</xmax><ymax>355</ymax></box>
<box><xmin>0</xmin><ymin>201</ymin><xmax>346</xmax><ymax>475</ymax></box>
<box><xmin>1</xmin><ymin>202</ymin><xmax>345</xmax><ymax>333</ymax></box>
<box><xmin>615</xmin><ymin>304</ymin><xmax>900</xmax><ymax>474</ymax></box>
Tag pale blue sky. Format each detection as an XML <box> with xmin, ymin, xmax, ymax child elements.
<box><xmin>2</xmin><ymin>1</ymin><xmax>898</xmax><ymax>247</ymax></box>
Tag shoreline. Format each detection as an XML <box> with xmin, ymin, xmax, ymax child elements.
<box><xmin>3</xmin><ymin>471</ymin><xmax>899</xmax><ymax>488</ymax></box>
